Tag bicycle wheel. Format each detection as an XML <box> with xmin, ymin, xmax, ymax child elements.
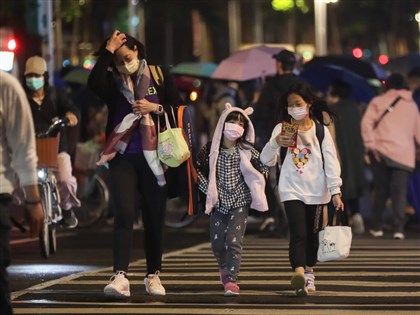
<box><xmin>39</xmin><ymin>183</ymin><xmax>50</xmax><ymax>258</ymax></box>
<box><xmin>164</xmin><ymin>197</ymin><xmax>200</xmax><ymax>229</ymax></box>
<box><xmin>74</xmin><ymin>171</ymin><xmax>109</xmax><ymax>228</ymax></box>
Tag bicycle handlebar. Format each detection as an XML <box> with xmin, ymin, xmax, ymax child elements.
<box><xmin>37</xmin><ymin>117</ymin><xmax>70</xmax><ymax>138</ymax></box>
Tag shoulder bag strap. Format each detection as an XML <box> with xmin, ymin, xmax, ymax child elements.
<box><xmin>373</xmin><ymin>96</ymin><xmax>402</xmax><ymax>130</ymax></box>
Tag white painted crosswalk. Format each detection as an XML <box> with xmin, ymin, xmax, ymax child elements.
<box><xmin>11</xmin><ymin>236</ymin><xmax>420</xmax><ymax>314</ymax></box>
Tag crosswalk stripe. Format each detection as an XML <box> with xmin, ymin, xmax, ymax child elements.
<box><xmin>11</xmin><ymin>236</ymin><xmax>420</xmax><ymax>314</ymax></box>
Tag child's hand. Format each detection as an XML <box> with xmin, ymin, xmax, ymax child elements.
<box><xmin>275</xmin><ymin>133</ymin><xmax>294</xmax><ymax>147</ymax></box>
<box><xmin>332</xmin><ymin>194</ymin><xmax>344</xmax><ymax>211</ymax></box>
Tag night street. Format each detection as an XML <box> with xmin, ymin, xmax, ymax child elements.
<box><xmin>8</xmin><ymin>216</ymin><xmax>420</xmax><ymax>314</ymax></box>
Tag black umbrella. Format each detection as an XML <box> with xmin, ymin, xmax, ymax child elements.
<box><xmin>304</xmin><ymin>55</ymin><xmax>388</xmax><ymax>80</ymax></box>
<box><xmin>384</xmin><ymin>53</ymin><xmax>420</xmax><ymax>75</ymax></box>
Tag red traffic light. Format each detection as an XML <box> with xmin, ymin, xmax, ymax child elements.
<box><xmin>378</xmin><ymin>54</ymin><xmax>389</xmax><ymax>65</ymax></box>
<box><xmin>7</xmin><ymin>39</ymin><xmax>17</xmax><ymax>51</ymax></box>
<box><xmin>352</xmin><ymin>48</ymin><xmax>363</xmax><ymax>59</ymax></box>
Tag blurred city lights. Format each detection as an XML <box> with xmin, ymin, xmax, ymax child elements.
<box><xmin>352</xmin><ymin>47</ymin><xmax>363</xmax><ymax>58</ymax></box>
<box><xmin>189</xmin><ymin>91</ymin><xmax>198</xmax><ymax>102</ymax></box>
<box><xmin>62</xmin><ymin>59</ymin><xmax>71</xmax><ymax>67</ymax></box>
<box><xmin>0</xmin><ymin>51</ymin><xmax>14</xmax><ymax>71</ymax></box>
<box><xmin>7</xmin><ymin>39</ymin><xmax>16</xmax><ymax>51</ymax></box>
<box><xmin>378</xmin><ymin>54</ymin><xmax>389</xmax><ymax>65</ymax></box>
<box><xmin>83</xmin><ymin>59</ymin><xmax>95</xmax><ymax>69</ymax></box>
<box><xmin>363</xmin><ymin>48</ymin><xmax>372</xmax><ymax>58</ymax></box>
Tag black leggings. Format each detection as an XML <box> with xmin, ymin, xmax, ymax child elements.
<box><xmin>284</xmin><ymin>200</ymin><xmax>319</xmax><ymax>270</ymax></box>
<box><xmin>109</xmin><ymin>153</ymin><xmax>166</xmax><ymax>275</ymax></box>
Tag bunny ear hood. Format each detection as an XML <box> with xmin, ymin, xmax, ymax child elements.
<box><xmin>210</xmin><ymin>103</ymin><xmax>255</xmax><ymax>154</ymax></box>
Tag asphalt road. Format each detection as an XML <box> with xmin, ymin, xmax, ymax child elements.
<box><xmin>8</xmin><ymin>214</ymin><xmax>420</xmax><ymax>314</ymax></box>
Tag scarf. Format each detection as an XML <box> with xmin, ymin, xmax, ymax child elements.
<box><xmin>205</xmin><ymin>103</ymin><xmax>268</xmax><ymax>214</ymax></box>
<box><xmin>96</xmin><ymin>61</ymin><xmax>166</xmax><ymax>186</ymax></box>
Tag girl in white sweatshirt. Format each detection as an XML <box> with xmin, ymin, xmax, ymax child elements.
<box><xmin>260</xmin><ymin>83</ymin><xmax>344</xmax><ymax>296</ymax></box>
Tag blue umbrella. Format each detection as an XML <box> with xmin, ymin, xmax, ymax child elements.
<box><xmin>304</xmin><ymin>55</ymin><xmax>388</xmax><ymax>80</ymax></box>
<box><xmin>299</xmin><ymin>64</ymin><xmax>377</xmax><ymax>103</ymax></box>
<box><xmin>170</xmin><ymin>62</ymin><xmax>217</xmax><ymax>78</ymax></box>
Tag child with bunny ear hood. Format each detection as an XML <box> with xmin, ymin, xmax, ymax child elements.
<box><xmin>196</xmin><ymin>103</ymin><xmax>268</xmax><ymax>297</ymax></box>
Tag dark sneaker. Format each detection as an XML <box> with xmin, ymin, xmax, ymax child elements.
<box><xmin>61</xmin><ymin>209</ymin><xmax>78</xmax><ymax>229</ymax></box>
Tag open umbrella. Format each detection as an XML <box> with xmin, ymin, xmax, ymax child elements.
<box><xmin>299</xmin><ymin>64</ymin><xmax>377</xmax><ymax>103</ymax></box>
<box><xmin>62</xmin><ymin>67</ymin><xmax>91</xmax><ymax>85</ymax></box>
<box><xmin>383</xmin><ymin>53</ymin><xmax>420</xmax><ymax>75</ymax></box>
<box><xmin>170</xmin><ymin>62</ymin><xmax>217</xmax><ymax>78</ymax></box>
<box><xmin>304</xmin><ymin>55</ymin><xmax>387</xmax><ymax>80</ymax></box>
<box><xmin>211</xmin><ymin>45</ymin><xmax>286</xmax><ymax>81</ymax></box>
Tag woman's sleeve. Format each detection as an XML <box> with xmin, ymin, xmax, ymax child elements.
<box><xmin>251</xmin><ymin>148</ymin><xmax>269</xmax><ymax>177</ymax></box>
<box><xmin>88</xmin><ymin>49</ymin><xmax>116</xmax><ymax>102</ymax></box>
<box><xmin>196</xmin><ymin>142</ymin><xmax>210</xmax><ymax>194</ymax></box>
<box><xmin>322</xmin><ymin>126</ymin><xmax>343</xmax><ymax>195</ymax></box>
<box><xmin>360</xmin><ymin>98</ymin><xmax>379</xmax><ymax>152</ymax></box>
<box><xmin>260</xmin><ymin>123</ymin><xmax>282</xmax><ymax>167</ymax></box>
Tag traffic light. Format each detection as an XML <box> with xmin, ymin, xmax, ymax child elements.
<box><xmin>378</xmin><ymin>54</ymin><xmax>389</xmax><ymax>65</ymax></box>
<box><xmin>352</xmin><ymin>48</ymin><xmax>363</xmax><ymax>59</ymax></box>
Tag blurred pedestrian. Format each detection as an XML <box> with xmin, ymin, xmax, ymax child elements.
<box><xmin>205</xmin><ymin>80</ymin><xmax>237</xmax><ymax>138</ymax></box>
<box><xmin>88</xmin><ymin>30</ymin><xmax>182</xmax><ymax>298</ymax></box>
<box><xmin>23</xmin><ymin>56</ymin><xmax>80</xmax><ymax>229</ymax></box>
<box><xmin>361</xmin><ymin>73</ymin><xmax>420</xmax><ymax>240</ymax></box>
<box><xmin>326</xmin><ymin>79</ymin><xmax>366</xmax><ymax>234</ymax></box>
<box><xmin>0</xmin><ymin>70</ymin><xmax>44</xmax><ymax>315</ymax></box>
<box><xmin>252</xmin><ymin>49</ymin><xmax>303</xmax><ymax>235</ymax></box>
<box><xmin>406</xmin><ymin>66</ymin><xmax>420</xmax><ymax>222</ymax></box>
<box><xmin>260</xmin><ymin>83</ymin><xmax>344</xmax><ymax>297</ymax></box>
<box><xmin>196</xmin><ymin>103</ymin><xmax>268</xmax><ymax>296</ymax></box>
<box><xmin>407</xmin><ymin>66</ymin><xmax>420</xmax><ymax>109</ymax></box>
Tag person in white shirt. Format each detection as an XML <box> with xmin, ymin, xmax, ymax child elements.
<box><xmin>0</xmin><ymin>70</ymin><xmax>44</xmax><ymax>315</ymax></box>
<box><xmin>260</xmin><ymin>83</ymin><xmax>344</xmax><ymax>297</ymax></box>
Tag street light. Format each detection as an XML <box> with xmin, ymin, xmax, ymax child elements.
<box><xmin>314</xmin><ymin>0</ymin><xmax>338</xmax><ymax>56</ymax></box>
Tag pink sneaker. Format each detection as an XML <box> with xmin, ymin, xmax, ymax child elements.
<box><xmin>224</xmin><ymin>281</ymin><xmax>240</xmax><ymax>296</ymax></box>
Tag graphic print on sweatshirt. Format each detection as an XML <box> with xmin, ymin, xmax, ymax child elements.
<box><xmin>291</xmin><ymin>146</ymin><xmax>311</xmax><ymax>174</ymax></box>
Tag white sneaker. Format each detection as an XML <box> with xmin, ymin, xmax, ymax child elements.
<box><xmin>351</xmin><ymin>213</ymin><xmax>365</xmax><ymax>235</ymax></box>
<box><xmin>104</xmin><ymin>271</ymin><xmax>130</xmax><ymax>298</ymax></box>
<box><xmin>144</xmin><ymin>271</ymin><xmax>166</xmax><ymax>295</ymax></box>
<box><xmin>369</xmin><ymin>229</ymin><xmax>383</xmax><ymax>237</ymax></box>
<box><xmin>393</xmin><ymin>232</ymin><xmax>405</xmax><ymax>240</ymax></box>
<box><xmin>304</xmin><ymin>271</ymin><xmax>316</xmax><ymax>292</ymax></box>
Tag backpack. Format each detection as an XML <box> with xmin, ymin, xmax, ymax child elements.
<box><xmin>149</xmin><ymin>65</ymin><xmax>164</xmax><ymax>86</ymax></box>
<box><xmin>166</xmin><ymin>104</ymin><xmax>201</xmax><ymax>216</ymax></box>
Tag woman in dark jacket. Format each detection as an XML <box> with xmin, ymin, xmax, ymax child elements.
<box><xmin>88</xmin><ymin>30</ymin><xmax>182</xmax><ymax>298</ymax></box>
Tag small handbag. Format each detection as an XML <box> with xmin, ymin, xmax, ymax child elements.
<box><xmin>317</xmin><ymin>211</ymin><xmax>352</xmax><ymax>262</ymax></box>
<box><xmin>157</xmin><ymin>108</ymin><xmax>190</xmax><ymax>168</ymax></box>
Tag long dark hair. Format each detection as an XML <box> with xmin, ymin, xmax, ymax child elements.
<box><xmin>279</xmin><ymin>83</ymin><xmax>336</xmax><ymax>125</ymax></box>
<box><xmin>223</xmin><ymin>111</ymin><xmax>253</xmax><ymax>149</ymax></box>
<box><xmin>94</xmin><ymin>34</ymin><xmax>146</xmax><ymax>60</ymax></box>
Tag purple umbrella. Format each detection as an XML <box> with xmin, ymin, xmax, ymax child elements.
<box><xmin>211</xmin><ymin>45</ymin><xmax>286</xmax><ymax>82</ymax></box>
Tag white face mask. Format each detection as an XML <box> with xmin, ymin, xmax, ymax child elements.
<box><xmin>223</xmin><ymin>122</ymin><xmax>245</xmax><ymax>141</ymax></box>
<box><xmin>288</xmin><ymin>105</ymin><xmax>308</xmax><ymax>121</ymax></box>
<box><xmin>116</xmin><ymin>58</ymin><xmax>140</xmax><ymax>75</ymax></box>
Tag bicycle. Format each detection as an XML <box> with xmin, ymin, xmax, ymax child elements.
<box><xmin>35</xmin><ymin>118</ymin><xmax>69</xmax><ymax>258</ymax></box>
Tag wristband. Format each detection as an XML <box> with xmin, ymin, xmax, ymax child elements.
<box><xmin>154</xmin><ymin>104</ymin><xmax>163</xmax><ymax>114</ymax></box>
<box><xmin>25</xmin><ymin>199</ymin><xmax>41</xmax><ymax>205</ymax></box>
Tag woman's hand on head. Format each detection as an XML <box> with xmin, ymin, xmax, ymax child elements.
<box><xmin>106</xmin><ymin>30</ymin><xmax>127</xmax><ymax>54</ymax></box>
